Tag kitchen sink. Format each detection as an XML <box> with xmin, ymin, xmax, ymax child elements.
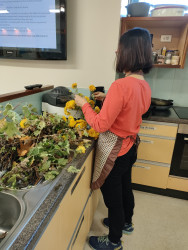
<box><xmin>0</xmin><ymin>192</ymin><xmax>24</xmax><ymax>244</ymax></box>
<box><xmin>0</xmin><ymin>175</ymin><xmax>62</xmax><ymax>249</ymax></box>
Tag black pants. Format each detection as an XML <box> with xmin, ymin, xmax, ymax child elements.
<box><xmin>100</xmin><ymin>144</ymin><xmax>137</xmax><ymax>243</ymax></box>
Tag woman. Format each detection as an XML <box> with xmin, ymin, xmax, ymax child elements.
<box><xmin>75</xmin><ymin>27</ymin><xmax>152</xmax><ymax>250</ymax></box>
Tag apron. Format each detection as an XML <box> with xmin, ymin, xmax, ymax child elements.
<box><xmin>91</xmin><ymin>131</ymin><xmax>140</xmax><ymax>190</ymax></box>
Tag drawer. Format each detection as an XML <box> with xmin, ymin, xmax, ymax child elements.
<box><xmin>167</xmin><ymin>176</ymin><xmax>188</xmax><ymax>192</ymax></box>
<box><xmin>140</xmin><ymin>122</ymin><xmax>177</xmax><ymax>137</ymax></box>
<box><xmin>138</xmin><ymin>136</ymin><xmax>175</xmax><ymax>164</ymax></box>
<box><xmin>132</xmin><ymin>161</ymin><xmax>170</xmax><ymax>189</ymax></box>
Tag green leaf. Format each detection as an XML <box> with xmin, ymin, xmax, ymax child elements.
<box><xmin>38</xmin><ymin>120</ymin><xmax>46</xmax><ymax>130</ymax></box>
<box><xmin>34</xmin><ymin>130</ymin><xmax>41</xmax><ymax>136</ymax></box>
<box><xmin>83</xmin><ymin>130</ymin><xmax>89</xmax><ymax>137</ymax></box>
<box><xmin>67</xmin><ymin>166</ymin><xmax>80</xmax><ymax>174</ymax></box>
<box><xmin>3</xmin><ymin>104</ymin><xmax>13</xmax><ymax>116</ymax></box>
<box><xmin>44</xmin><ymin>171</ymin><xmax>59</xmax><ymax>180</ymax></box>
<box><xmin>6</xmin><ymin>110</ymin><xmax>21</xmax><ymax>123</ymax></box>
<box><xmin>7</xmin><ymin>174</ymin><xmax>20</xmax><ymax>188</ymax></box>
<box><xmin>4</xmin><ymin>122</ymin><xmax>19</xmax><ymax>137</ymax></box>
<box><xmin>40</xmin><ymin>161</ymin><xmax>51</xmax><ymax>171</ymax></box>
<box><xmin>22</xmin><ymin>106</ymin><xmax>31</xmax><ymax>118</ymax></box>
<box><xmin>58</xmin><ymin>158</ymin><xmax>68</xmax><ymax>166</ymax></box>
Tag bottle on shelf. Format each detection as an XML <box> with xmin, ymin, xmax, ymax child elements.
<box><xmin>161</xmin><ymin>46</ymin><xmax>166</xmax><ymax>56</ymax></box>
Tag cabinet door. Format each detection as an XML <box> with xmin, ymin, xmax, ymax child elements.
<box><xmin>35</xmin><ymin>150</ymin><xmax>94</xmax><ymax>250</ymax></box>
<box><xmin>138</xmin><ymin>136</ymin><xmax>175</xmax><ymax>164</ymax></box>
<box><xmin>71</xmin><ymin>196</ymin><xmax>91</xmax><ymax>250</ymax></box>
<box><xmin>132</xmin><ymin>161</ymin><xmax>170</xmax><ymax>189</ymax></box>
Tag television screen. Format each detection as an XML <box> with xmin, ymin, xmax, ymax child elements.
<box><xmin>0</xmin><ymin>0</ymin><xmax>66</xmax><ymax>60</ymax></box>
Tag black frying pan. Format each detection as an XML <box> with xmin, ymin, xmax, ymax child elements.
<box><xmin>151</xmin><ymin>98</ymin><xmax>173</xmax><ymax>106</ymax></box>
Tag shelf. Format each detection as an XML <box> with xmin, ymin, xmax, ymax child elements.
<box><xmin>0</xmin><ymin>85</ymin><xmax>54</xmax><ymax>103</ymax></box>
<box><xmin>121</xmin><ymin>16</ymin><xmax>188</xmax><ymax>28</ymax></box>
<box><xmin>120</xmin><ymin>16</ymin><xmax>188</xmax><ymax>69</ymax></box>
<box><xmin>154</xmin><ymin>64</ymin><xmax>180</xmax><ymax>68</ymax></box>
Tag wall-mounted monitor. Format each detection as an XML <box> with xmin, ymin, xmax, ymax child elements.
<box><xmin>0</xmin><ymin>0</ymin><xmax>66</xmax><ymax>60</ymax></box>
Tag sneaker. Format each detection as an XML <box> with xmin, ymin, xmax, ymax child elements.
<box><xmin>89</xmin><ymin>235</ymin><xmax>123</xmax><ymax>250</ymax></box>
<box><xmin>102</xmin><ymin>218</ymin><xmax>134</xmax><ymax>235</ymax></box>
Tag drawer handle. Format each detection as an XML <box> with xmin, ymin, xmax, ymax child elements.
<box><xmin>133</xmin><ymin>164</ymin><xmax>150</xmax><ymax>170</ymax></box>
<box><xmin>184</xmin><ymin>138</ymin><xmax>188</xmax><ymax>141</ymax></box>
<box><xmin>140</xmin><ymin>126</ymin><xmax>156</xmax><ymax>130</ymax></box>
<box><xmin>140</xmin><ymin>139</ymin><xmax>153</xmax><ymax>144</ymax></box>
<box><xmin>71</xmin><ymin>215</ymin><xmax>85</xmax><ymax>249</ymax></box>
<box><xmin>71</xmin><ymin>167</ymin><xmax>85</xmax><ymax>195</ymax></box>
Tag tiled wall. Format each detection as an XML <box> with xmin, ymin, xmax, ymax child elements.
<box><xmin>145</xmin><ymin>54</ymin><xmax>188</xmax><ymax>107</ymax></box>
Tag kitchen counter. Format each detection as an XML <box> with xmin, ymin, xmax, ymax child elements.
<box><xmin>143</xmin><ymin>107</ymin><xmax>188</xmax><ymax>125</ymax></box>
<box><xmin>0</xmin><ymin>141</ymin><xmax>95</xmax><ymax>250</ymax></box>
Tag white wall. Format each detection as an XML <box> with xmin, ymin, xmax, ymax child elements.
<box><xmin>0</xmin><ymin>0</ymin><xmax>121</xmax><ymax>94</ymax></box>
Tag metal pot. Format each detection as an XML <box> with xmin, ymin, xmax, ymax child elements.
<box><xmin>151</xmin><ymin>98</ymin><xmax>173</xmax><ymax>106</ymax></box>
<box><xmin>126</xmin><ymin>2</ymin><xmax>150</xmax><ymax>17</ymax></box>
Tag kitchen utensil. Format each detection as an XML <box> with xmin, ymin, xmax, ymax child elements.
<box><xmin>126</xmin><ymin>2</ymin><xmax>150</xmax><ymax>17</ymax></box>
<box><xmin>154</xmin><ymin>104</ymin><xmax>173</xmax><ymax>111</ymax></box>
<box><xmin>151</xmin><ymin>5</ymin><xmax>187</xmax><ymax>17</ymax></box>
<box><xmin>151</xmin><ymin>98</ymin><xmax>173</xmax><ymax>106</ymax></box>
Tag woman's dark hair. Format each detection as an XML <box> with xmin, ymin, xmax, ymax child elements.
<box><xmin>116</xmin><ymin>27</ymin><xmax>153</xmax><ymax>74</ymax></box>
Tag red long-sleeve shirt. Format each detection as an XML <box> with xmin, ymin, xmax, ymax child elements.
<box><xmin>82</xmin><ymin>76</ymin><xmax>151</xmax><ymax>156</ymax></box>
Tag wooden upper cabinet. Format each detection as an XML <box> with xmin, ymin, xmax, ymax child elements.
<box><xmin>120</xmin><ymin>17</ymin><xmax>188</xmax><ymax>69</ymax></box>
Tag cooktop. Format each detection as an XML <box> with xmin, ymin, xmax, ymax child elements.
<box><xmin>173</xmin><ymin>106</ymin><xmax>188</xmax><ymax>119</ymax></box>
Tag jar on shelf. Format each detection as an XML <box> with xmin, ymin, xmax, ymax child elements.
<box><xmin>171</xmin><ymin>55</ymin><xmax>180</xmax><ymax>65</ymax></box>
<box><xmin>173</xmin><ymin>50</ymin><xmax>179</xmax><ymax>56</ymax></box>
<box><xmin>165</xmin><ymin>50</ymin><xmax>173</xmax><ymax>64</ymax></box>
<box><xmin>157</xmin><ymin>55</ymin><xmax>165</xmax><ymax>64</ymax></box>
<box><xmin>152</xmin><ymin>51</ymin><xmax>158</xmax><ymax>63</ymax></box>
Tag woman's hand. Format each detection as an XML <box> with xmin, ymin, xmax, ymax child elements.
<box><xmin>75</xmin><ymin>95</ymin><xmax>88</xmax><ymax>108</ymax></box>
<box><xmin>93</xmin><ymin>92</ymin><xmax>106</xmax><ymax>101</ymax></box>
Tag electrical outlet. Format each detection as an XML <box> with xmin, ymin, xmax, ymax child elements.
<box><xmin>160</xmin><ymin>35</ymin><xmax>172</xmax><ymax>42</ymax></box>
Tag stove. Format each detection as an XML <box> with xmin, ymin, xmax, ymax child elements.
<box><xmin>173</xmin><ymin>106</ymin><xmax>188</xmax><ymax>119</ymax></box>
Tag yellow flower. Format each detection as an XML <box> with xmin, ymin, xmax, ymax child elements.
<box><xmin>68</xmin><ymin>116</ymin><xmax>74</xmax><ymax>120</ymax></box>
<box><xmin>62</xmin><ymin>116</ymin><xmax>67</xmax><ymax>122</ymax></box>
<box><xmin>76</xmin><ymin>145</ymin><xmax>86</xmax><ymax>154</ymax></box>
<box><xmin>72</xmin><ymin>83</ymin><xmax>77</xmax><ymax>89</ymax></box>
<box><xmin>88</xmin><ymin>128</ymin><xmax>99</xmax><ymax>139</ymax></box>
<box><xmin>94</xmin><ymin>106</ymin><xmax>100</xmax><ymax>113</ymax></box>
<box><xmin>89</xmin><ymin>85</ymin><xmax>96</xmax><ymax>92</ymax></box>
<box><xmin>69</xmin><ymin>119</ymin><xmax>76</xmax><ymax>127</ymax></box>
<box><xmin>75</xmin><ymin>120</ymin><xmax>87</xmax><ymax>129</ymax></box>
<box><xmin>68</xmin><ymin>116</ymin><xmax>76</xmax><ymax>127</ymax></box>
<box><xmin>85</xmin><ymin>96</ymin><xmax>90</xmax><ymax>102</ymax></box>
<box><xmin>64</xmin><ymin>107</ymin><xmax>70</xmax><ymax>116</ymax></box>
<box><xmin>89</xmin><ymin>100</ymin><xmax>95</xmax><ymax>108</ymax></box>
<box><xmin>20</xmin><ymin>118</ymin><xmax>27</xmax><ymax>129</ymax></box>
<box><xmin>62</xmin><ymin>135</ymin><xmax>67</xmax><ymax>140</ymax></box>
<box><xmin>66</xmin><ymin>100</ymin><xmax>76</xmax><ymax>110</ymax></box>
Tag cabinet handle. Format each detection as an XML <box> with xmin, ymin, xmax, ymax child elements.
<box><xmin>133</xmin><ymin>164</ymin><xmax>150</xmax><ymax>170</ymax></box>
<box><xmin>71</xmin><ymin>167</ymin><xmax>85</xmax><ymax>195</ymax></box>
<box><xmin>71</xmin><ymin>215</ymin><xmax>85</xmax><ymax>249</ymax></box>
<box><xmin>140</xmin><ymin>126</ymin><xmax>156</xmax><ymax>130</ymax></box>
<box><xmin>184</xmin><ymin>138</ymin><xmax>188</xmax><ymax>141</ymax></box>
<box><xmin>140</xmin><ymin>139</ymin><xmax>154</xmax><ymax>144</ymax></box>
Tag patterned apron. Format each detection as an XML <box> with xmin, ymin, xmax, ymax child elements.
<box><xmin>91</xmin><ymin>131</ymin><xmax>123</xmax><ymax>190</ymax></box>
